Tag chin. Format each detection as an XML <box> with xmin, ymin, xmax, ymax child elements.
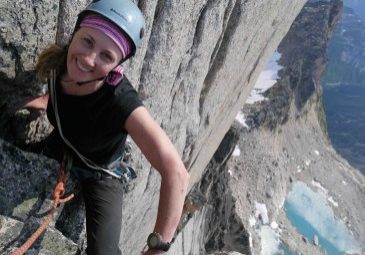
<box><xmin>67</xmin><ymin>63</ymin><xmax>87</xmax><ymax>82</ymax></box>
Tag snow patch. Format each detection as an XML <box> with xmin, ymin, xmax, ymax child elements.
<box><xmin>312</xmin><ymin>180</ymin><xmax>339</xmax><ymax>207</ymax></box>
<box><xmin>249</xmin><ymin>215</ymin><xmax>256</xmax><ymax>227</ymax></box>
<box><xmin>228</xmin><ymin>169</ymin><xmax>233</xmax><ymax>176</ymax></box>
<box><xmin>314</xmin><ymin>150</ymin><xmax>320</xmax><ymax>156</ymax></box>
<box><xmin>259</xmin><ymin>226</ymin><xmax>281</xmax><ymax>255</ymax></box>
<box><xmin>235</xmin><ymin>111</ymin><xmax>250</xmax><ymax>129</ymax></box>
<box><xmin>249</xmin><ymin>232</ymin><xmax>253</xmax><ymax>248</ymax></box>
<box><xmin>255</xmin><ymin>202</ymin><xmax>269</xmax><ymax>225</ymax></box>
<box><xmin>311</xmin><ymin>179</ymin><xmax>328</xmax><ymax>195</ymax></box>
<box><xmin>328</xmin><ymin>196</ymin><xmax>339</xmax><ymax>207</ymax></box>
<box><xmin>233</xmin><ymin>145</ymin><xmax>241</xmax><ymax>157</ymax></box>
<box><xmin>246</xmin><ymin>51</ymin><xmax>282</xmax><ymax>104</ymax></box>
<box><xmin>297</xmin><ymin>165</ymin><xmax>302</xmax><ymax>173</ymax></box>
<box><xmin>270</xmin><ymin>221</ymin><xmax>278</xmax><ymax>229</ymax></box>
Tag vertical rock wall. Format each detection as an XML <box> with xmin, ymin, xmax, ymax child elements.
<box><xmin>0</xmin><ymin>0</ymin><xmax>307</xmax><ymax>254</ymax></box>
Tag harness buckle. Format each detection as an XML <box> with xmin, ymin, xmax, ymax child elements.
<box><xmin>111</xmin><ymin>162</ymin><xmax>136</xmax><ymax>182</ymax></box>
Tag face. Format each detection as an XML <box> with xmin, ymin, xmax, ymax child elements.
<box><xmin>66</xmin><ymin>27</ymin><xmax>123</xmax><ymax>83</ymax></box>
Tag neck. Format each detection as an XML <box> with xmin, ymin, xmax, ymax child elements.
<box><xmin>60</xmin><ymin>76</ymin><xmax>104</xmax><ymax>96</ymax></box>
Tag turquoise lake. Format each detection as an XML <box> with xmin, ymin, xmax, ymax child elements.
<box><xmin>284</xmin><ymin>182</ymin><xmax>361</xmax><ymax>255</ymax></box>
<box><xmin>285</xmin><ymin>201</ymin><xmax>343</xmax><ymax>255</ymax></box>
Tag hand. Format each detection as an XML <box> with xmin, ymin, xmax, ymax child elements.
<box><xmin>143</xmin><ymin>249</ymin><xmax>164</xmax><ymax>255</ymax></box>
<box><xmin>18</xmin><ymin>95</ymin><xmax>49</xmax><ymax>112</ymax></box>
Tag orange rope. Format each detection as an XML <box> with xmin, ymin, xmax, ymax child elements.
<box><xmin>11</xmin><ymin>153</ymin><xmax>74</xmax><ymax>255</ymax></box>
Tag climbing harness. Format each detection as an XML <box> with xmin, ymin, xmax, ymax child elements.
<box><xmin>11</xmin><ymin>153</ymin><xmax>74</xmax><ymax>255</ymax></box>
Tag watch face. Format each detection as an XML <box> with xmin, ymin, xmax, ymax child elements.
<box><xmin>149</xmin><ymin>235</ymin><xmax>159</xmax><ymax>247</ymax></box>
<box><xmin>148</xmin><ymin>233</ymin><xmax>161</xmax><ymax>248</ymax></box>
<box><xmin>147</xmin><ymin>232</ymin><xmax>170</xmax><ymax>251</ymax></box>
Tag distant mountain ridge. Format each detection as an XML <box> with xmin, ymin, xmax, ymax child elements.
<box><xmin>323</xmin><ymin>5</ymin><xmax>365</xmax><ymax>86</ymax></box>
<box><xmin>343</xmin><ymin>0</ymin><xmax>365</xmax><ymax>21</ymax></box>
<box><xmin>321</xmin><ymin>0</ymin><xmax>365</xmax><ymax>175</ymax></box>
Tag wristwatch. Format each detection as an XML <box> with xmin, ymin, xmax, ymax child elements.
<box><xmin>147</xmin><ymin>232</ymin><xmax>171</xmax><ymax>252</ymax></box>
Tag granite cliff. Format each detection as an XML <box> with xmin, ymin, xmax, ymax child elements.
<box><xmin>1</xmin><ymin>0</ymin><xmax>364</xmax><ymax>254</ymax></box>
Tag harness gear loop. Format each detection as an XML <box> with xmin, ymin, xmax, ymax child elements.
<box><xmin>11</xmin><ymin>153</ymin><xmax>74</xmax><ymax>255</ymax></box>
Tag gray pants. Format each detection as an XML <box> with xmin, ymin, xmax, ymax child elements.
<box><xmin>75</xmin><ymin>168</ymin><xmax>124</xmax><ymax>255</ymax></box>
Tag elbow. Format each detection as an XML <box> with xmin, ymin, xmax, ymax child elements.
<box><xmin>164</xmin><ymin>163</ymin><xmax>190</xmax><ymax>193</ymax></box>
<box><xmin>157</xmin><ymin>152</ymin><xmax>190</xmax><ymax>193</ymax></box>
<box><xmin>176</xmin><ymin>170</ymin><xmax>190</xmax><ymax>197</ymax></box>
<box><xmin>180</xmin><ymin>168</ymin><xmax>190</xmax><ymax>192</ymax></box>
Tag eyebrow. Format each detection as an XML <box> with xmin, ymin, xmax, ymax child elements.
<box><xmin>85</xmin><ymin>32</ymin><xmax>96</xmax><ymax>44</ymax></box>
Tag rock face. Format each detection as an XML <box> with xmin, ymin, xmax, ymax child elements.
<box><xmin>0</xmin><ymin>0</ymin><xmax>306</xmax><ymax>180</ymax></box>
<box><xmin>10</xmin><ymin>0</ymin><xmax>365</xmax><ymax>254</ymax></box>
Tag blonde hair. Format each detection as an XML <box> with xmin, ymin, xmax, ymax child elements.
<box><xmin>36</xmin><ymin>44</ymin><xmax>67</xmax><ymax>83</ymax></box>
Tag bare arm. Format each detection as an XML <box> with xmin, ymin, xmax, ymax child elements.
<box><xmin>18</xmin><ymin>94</ymin><xmax>49</xmax><ymax>111</ymax></box>
<box><xmin>125</xmin><ymin>106</ymin><xmax>190</xmax><ymax>252</ymax></box>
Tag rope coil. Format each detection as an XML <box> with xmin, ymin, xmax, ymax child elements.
<box><xmin>11</xmin><ymin>153</ymin><xmax>74</xmax><ymax>255</ymax></box>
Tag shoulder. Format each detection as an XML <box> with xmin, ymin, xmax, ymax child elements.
<box><xmin>112</xmin><ymin>76</ymin><xmax>141</xmax><ymax>102</ymax></box>
<box><xmin>112</xmin><ymin>76</ymin><xmax>142</xmax><ymax>104</ymax></box>
<box><xmin>111</xmin><ymin>76</ymin><xmax>144</xmax><ymax>127</ymax></box>
<box><xmin>114</xmin><ymin>76</ymin><xmax>136</xmax><ymax>95</ymax></box>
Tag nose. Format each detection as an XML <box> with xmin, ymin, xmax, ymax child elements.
<box><xmin>83</xmin><ymin>51</ymin><xmax>97</xmax><ymax>68</ymax></box>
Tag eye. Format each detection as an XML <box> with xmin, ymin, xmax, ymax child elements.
<box><xmin>100</xmin><ymin>52</ymin><xmax>114</xmax><ymax>63</ymax></box>
<box><xmin>82</xmin><ymin>37</ymin><xmax>93</xmax><ymax>48</ymax></box>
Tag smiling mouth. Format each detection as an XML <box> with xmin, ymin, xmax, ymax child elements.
<box><xmin>76</xmin><ymin>59</ymin><xmax>92</xmax><ymax>72</ymax></box>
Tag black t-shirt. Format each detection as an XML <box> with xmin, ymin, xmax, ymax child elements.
<box><xmin>46</xmin><ymin>76</ymin><xmax>143</xmax><ymax>167</ymax></box>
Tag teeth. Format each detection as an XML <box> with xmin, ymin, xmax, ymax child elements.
<box><xmin>76</xmin><ymin>59</ymin><xmax>91</xmax><ymax>72</ymax></box>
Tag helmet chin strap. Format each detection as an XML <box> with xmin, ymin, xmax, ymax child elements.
<box><xmin>76</xmin><ymin>76</ymin><xmax>105</xmax><ymax>86</ymax></box>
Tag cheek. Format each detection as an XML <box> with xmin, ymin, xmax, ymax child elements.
<box><xmin>98</xmin><ymin>63</ymin><xmax>116</xmax><ymax>75</ymax></box>
<box><xmin>66</xmin><ymin>44</ymin><xmax>78</xmax><ymax>66</ymax></box>
<box><xmin>68</xmin><ymin>36</ymin><xmax>88</xmax><ymax>56</ymax></box>
<box><xmin>68</xmin><ymin>44</ymin><xmax>83</xmax><ymax>57</ymax></box>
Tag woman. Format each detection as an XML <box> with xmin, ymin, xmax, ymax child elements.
<box><xmin>32</xmin><ymin>0</ymin><xmax>190</xmax><ymax>254</ymax></box>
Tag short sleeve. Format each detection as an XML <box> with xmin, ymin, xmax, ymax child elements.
<box><xmin>113</xmin><ymin>77</ymin><xmax>144</xmax><ymax>130</ymax></box>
